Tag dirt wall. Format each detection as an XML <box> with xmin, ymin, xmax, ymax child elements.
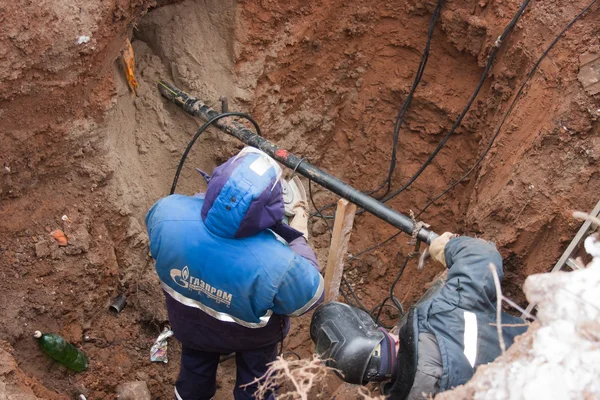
<box><xmin>235</xmin><ymin>0</ymin><xmax>600</xmax><ymax>310</ymax></box>
<box><xmin>0</xmin><ymin>0</ymin><xmax>598</xmax><ymax>398</ymax></box>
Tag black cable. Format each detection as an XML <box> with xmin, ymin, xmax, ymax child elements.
<box><xmin>312</xmin><ymin>0</ymin><xmax>531</xmax><ymax>217</ymax></box>
<box><xmin>311</xmin><ymin>0</ymin><xmax>445</xmax><ymax>217</ymax></box>
<box><xmin>327</xmin><ymin>0</ymin><xmax>596</xmax><ymax>268</ymax></box>
<box><xmin>379</xmin><ymin>0</ymin><xmax>532</xmax><ymax>205</ymax></box>
<box><xmin>347</xmin><ymin>231</ymin><xmax>402</xmax><ymax>261</ymax></box>
<box><xmin>417</xmin><ymin>0</ymin><xmax>598</xmax><ymax>217</ymax></box>
<box><xmin>170</xmin><ymin>112</ymin><xmax>262</xmax><ymax>195</ymax></box>
<box><xmin>308</xmin><ymin>179</ymin><xmax>406</xmax><ymax>329</ymax></box>
<box><xmin>371</xmin><ymin>255</ymin><xmax>409</xmax><ymax>326</ymax></box>
<box><xmin>306</xmin><ymin>0</ymin><xmax>592</xmax><ymax>328</ymax></box>
<box><xmin>367</xmin><ymin>0</ymin><xmax>446</xmax><ymax>198</ymax></box>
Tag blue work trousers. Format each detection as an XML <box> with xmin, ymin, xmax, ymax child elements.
<box><xmin>174</xmin><ymin>344</ymin><xmax>278</xmax><ymax>400</ymax></box>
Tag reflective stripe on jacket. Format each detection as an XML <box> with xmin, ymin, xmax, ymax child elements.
<box><xmin>146</xmin><ymin>194</ymin><xmax>324</xmax><ymax>328</ymax></box>
<box><xmin>387</xmin><ymin>237</ymin><xmax>528</xmax><ymax>399</ymax></box>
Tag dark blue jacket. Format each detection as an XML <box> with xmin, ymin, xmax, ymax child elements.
<box><xmin>388</xmin><ymin>237</ymin><xmax>527</xmax><ymax>398</ymax></box>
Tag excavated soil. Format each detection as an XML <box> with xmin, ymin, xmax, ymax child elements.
<box><xmin>0</xmin><ymin>0</ymin><xmax>599</xmax><ymax>398</ymax></box>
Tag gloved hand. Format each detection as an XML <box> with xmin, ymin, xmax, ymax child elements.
<box><xmin>289</xmin><ymin>201</ymin><xmax>309</xmax><ymax>240</ymax></box>
<box><xmin>429</xmin><ymin>232</ymin><xmax>457</xmax><ymax>267</ymax></box>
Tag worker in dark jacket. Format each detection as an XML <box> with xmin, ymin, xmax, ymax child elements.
<box><xmin>146</xmin><ymin>147</ymin><xmax>324</xmax><ymax>400</ymax></box>
<box><xmin>311</xmin><ymin>234</ymin><xmax>527</xmax><ymax>399</ymax></box>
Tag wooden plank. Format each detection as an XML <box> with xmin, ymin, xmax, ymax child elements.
<box><xmin>324</xmin><ymin>199</ymin><xmax>357</xmax><ymax>302</ymax></box>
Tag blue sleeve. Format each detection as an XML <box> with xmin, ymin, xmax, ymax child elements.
<box><xmin>288</xmin><ymin>237</ymin><xmax>321</xmax><ymax>271</ymax></box>
<box><xmin>145</xmin><ymin>197</ymin><xmax>168</xmax><ymax>259</ymax></box>
<box><xmin>272</xmin><ymin>254</ymin><xmax>324</xmax><ymax>316</ymax></box>
<box><xmin>443</xmin><ymin>236</ymin><xmax>504</xmax><ymax>312</ymax></box>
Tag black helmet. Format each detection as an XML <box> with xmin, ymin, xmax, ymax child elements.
<box><xmin>310</xmin><ymin>302</ymin><xmax>389</xmax><ymax>384</ymax></box>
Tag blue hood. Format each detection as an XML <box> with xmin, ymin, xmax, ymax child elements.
<box><xmin>201</xmin><ymin>148</ymin><xmax>285</xmax><ymax>239</ymax></box>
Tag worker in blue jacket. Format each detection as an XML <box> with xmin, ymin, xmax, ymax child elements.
<box><xmin>146</xmin><ymin>147</ymin><xmax>324</xmax><ymax>400</ymax></box>
<box><xmin>311</xmin><ymin>234</ymin><xmax>528</xmax><ymax>399</ymax></box>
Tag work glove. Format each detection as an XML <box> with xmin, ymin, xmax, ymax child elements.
<box><xmin>428</xmin><ymin>232</ymin><xmax>456</xmax><ymax>267</ymax></box>
<box><xmin>289</xmin><ymin>201</ymin><xmax>309</xmax><ymax>240</ymax></box>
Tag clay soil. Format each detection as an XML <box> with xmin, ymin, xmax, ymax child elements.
<box><xmin>0</xmin><ymin>0</ymin><xmax>599</xmax><ymax>399</ymax></box>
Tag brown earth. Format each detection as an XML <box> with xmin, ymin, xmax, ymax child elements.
<box><xmin>0</xmin><ymin>0</ymin><xmax>598</xmax><ymax>398</ymax></box>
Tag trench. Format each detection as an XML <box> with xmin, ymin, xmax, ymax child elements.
<box><xmin>0</xmin><ymin>0</ymin><xmax>598</xmax><ymax>398</ymax></box>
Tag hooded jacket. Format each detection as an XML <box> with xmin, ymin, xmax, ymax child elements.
<box><xmin>146</xmin><ymin>148</ymin><xmax>324</xmax><ymax>352</ymax></box>
<box><xmin>387</xmin><ymin>237</ymin><xmax>528</xmax><ymax>399</ymax></box>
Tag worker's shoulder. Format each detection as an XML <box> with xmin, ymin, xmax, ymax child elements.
<box><xmin>147</xmin><ymin>194</ymin><xmax>203</xmax><ymax>225</ymax></box>
<box><xmin>243</xmin><ymin>231</ymin><xmax>295</xmax><ymax>255</ymax></box>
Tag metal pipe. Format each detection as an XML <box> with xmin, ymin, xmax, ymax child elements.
<box><xmin>158</xmin><ymin>81</ymin><xmax>439</xmax><ymax>244</ymax></box>
<box><xmin>109</xmin><ymin>294</ymin><xmax>127</xmax><ymax>313</ymax></box>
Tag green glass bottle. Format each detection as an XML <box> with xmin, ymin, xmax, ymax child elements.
<box><xmin>33</xmin><ymin>330</ymin><xmax>89</xmax><ymax>372</ymax></box>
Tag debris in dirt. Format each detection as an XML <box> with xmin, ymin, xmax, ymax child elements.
<box><xmin>50</xmin><ymin>230</ymin><xmax>68</xmax><ymax>246</ymax></box>
<box><xmin>125</xmin><ymin>217</ymin><xmax>149</xmax><ymax>248</ymax></box>
<box><xmin>61</xmin><ymin>215</ymin><xmax>70</xmax><ymax>222</ymax></box>
<box><xmin>35</xmin><ymin>240</ymin><xmax>51</xmax><ymax>258</ymax></box>
<box><xmin>311</xmin><ymin>219</ymin><xmax>329</xmax><ymax>237</ymax></box>
<box><xmin>110</xmin><ymin>293</ymin><xmax>127</xmax><ymax>313</ymax></box>
<box><xmin>0</xmin><ymin>345</ymin><xmax>64</xmax><ymax>400</ymax></box>
<box><xmin>76</xmin><ymin>35</ymin><xmax>90</xmax><ymax>45</ymax></box>
<box><xmin>578</xmin><ymin>52</ymin><xmax>600</xmax><ymax>95</ymax></box>
<box><xmin>33</xmin><ymin>331</ymin><xmax>89</xmax><ymax>372</ymax></box>
<box><xmin>78</xmin><ymin>395</ymin><xmax>87</xmax><ymax>400</ymax></box>
<box><xmin>150</xmin><ymin>327</ymin><xmax>173</xmax><ymax>363</ymax></box>
<box><xmin>64</xmin><ymin>225</ymin><xmax>91</xmax><ymax>255</ymax></box>
<box><xmin>116</xmin><ymin>381</ymin><xmax>151</xmax><ymax>400</ymax></box>
<box><xmin>122</xmin><ymin>39</ymin><xmax>139</xmax><ymax>94</ymax></box>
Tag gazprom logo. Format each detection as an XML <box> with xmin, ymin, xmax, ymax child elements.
<box><xmin>169</xmin><ymin>266</ymin><xmax>233</xmax><ymax>306</ymax></box>
<box><xmin>170</xmin><ymin>267</ymin><xmax>189</xmax><ymax>288</ymax></box>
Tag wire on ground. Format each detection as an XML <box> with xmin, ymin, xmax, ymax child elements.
<box><xmin>343</xmin><ymin>0</ymin><xmax>597</xmax><ymax>263</ymax></box>
<box><xmin>378</xmin><ymin>0</ymin><xmax>532</xmax><ymax>205</ymax></box>
<box><xmin>416</xmin><ymin>0</ymin><xmax>599</xmax><ymax>217</ymax></box>
<box><xmin>310</xmin><ymin>0</ymin><xmax>446</xmax><ymax>218</ymax></box>
<box><xmin>309</xmin><ymin>180</ymin><xmax>404</xmax><ymax>329</ymax></box>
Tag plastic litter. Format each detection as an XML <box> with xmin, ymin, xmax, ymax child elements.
<box><xmin>33</xmin><ymin>330</ymin><xmax>88</xmax><ymax>372</ymax></box>
<box><xmin>150</xmin><ymin>327</ymin><xmax>173</xmax><ymax>363</ymax></box>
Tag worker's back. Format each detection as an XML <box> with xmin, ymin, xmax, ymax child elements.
<box><xmin>145</xmin><ymin>148</ymin><xmax>323</xmax><ymax>353</ymax></box>
<box><xmin>146</xmin><ymin>194</ymin><xmax>320</xmax><ymax>328</ymax></box>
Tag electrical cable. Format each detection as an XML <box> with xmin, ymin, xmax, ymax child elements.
<box><xmin>310</xmin><ymin>0</ymin><xmax>445</xmax><ymax>218</ymax></box>
<box><xmin>378</xmin><ymin>0</ymin><xmax>532</xmax><ymax>205</ymax></box>
<box><xmin>309</xmin><ymin>180</ymin><xmax>402</xmax><ymax>329</ymax></box>
<box><xmin>367</xmin><ymin>0</ymin><xmax>446</xmax><ymax>198</ymax></box>
<box><xmin>371</xmin><ymin>254</ymin><xmax>409</xmax><ymax>325</ymax></box>
<box><xmin>170</xmin><ymin>112</ymin><xmax>261</xmax><ymax>194</ymax></box>
<box><xmin>330</xmin><ymin>0</ymin><xmax>597</xmax><ymax>264</ymax></box>
<box><xmin>347</xmin><ymin>230</ymin><xmax>402</xmax><ymax>262</ymax></box>
<box><xmin>307</xmin><ymin>0</ymin><xmax>535</xmax><ymax>310</ymax></box>
<box><xmin>311</xmin><ymin>0</ymin><xmax>532</xmax><ymax>218</ymax></box>
<box><xmin>417</xmin><ymin>0</ymin><xmax>599</xmax><ymax>217</ymax></box>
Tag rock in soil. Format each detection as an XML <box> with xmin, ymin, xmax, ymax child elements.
<box><xmin>116</xmin><ymin>381</ymin><xmax>151</xmax><ymax>400</ymax></box>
